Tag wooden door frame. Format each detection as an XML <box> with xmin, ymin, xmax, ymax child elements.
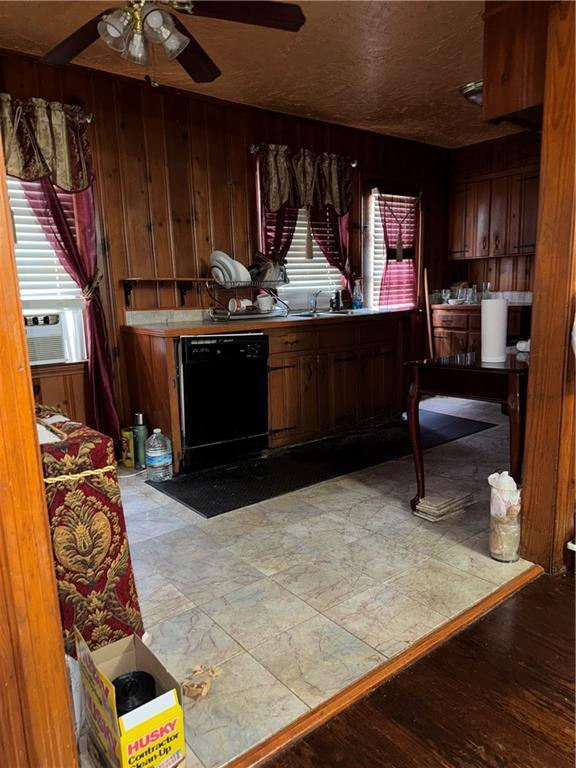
<box><xmin>0</xmin><ymin>143</ymin><xmax>78</xmax><ymax>762</ymax></box>
<box><xmin>521</xmin><ymin>0</ymin><xmax>575</xmax><ymax>572</ymax></box>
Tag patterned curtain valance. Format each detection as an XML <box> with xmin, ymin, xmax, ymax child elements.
<box><xmin>258</xmin><ymin>143</ymin><xmax>353</xmax><ymax>215</ymax></box>
<box><xmin>0</xmin><ymin>94</ymin><xmax>93</xmax><ymax>192</ymax></box>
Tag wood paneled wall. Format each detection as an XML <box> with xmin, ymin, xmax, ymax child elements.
<box><xmin>0</xmin><ymin>52</ymin><xmax>448</xmax><ymax>419</ymax></box>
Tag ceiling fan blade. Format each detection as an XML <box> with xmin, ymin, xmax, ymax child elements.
<box><xmin>41</xmin><ymin>9</ymin><xmax>115</xmax><ymax>65</ymax></box>
<box><xmin>172</xmin><ymin>17</ymin><xmax>222</xmax><ymax>82</ymax></box>
<box><xmin>185</xmin><ymin>1</ymin><xmax>305</xmax><ymax>32</ymax></box>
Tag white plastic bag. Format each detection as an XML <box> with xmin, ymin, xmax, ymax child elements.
<box><xmin>65</xmin><ymin>654</ymin><xmax>84</xmax><ymax>740</ymax></box>
<box><xmin>487</xmin><ymin>471</ymin><xmax>521</xmax><ymax>562</ymax></box>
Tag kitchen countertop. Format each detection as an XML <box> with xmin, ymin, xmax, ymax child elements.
<box><xmin>121</xmin><ymin>308</ymin><xmax>412</xmax><ymax>337</ymax></box>
<box><xmin>430</xmin><ymin>303</ymin><xmax>531</xmax><ymax>310</ymax></box>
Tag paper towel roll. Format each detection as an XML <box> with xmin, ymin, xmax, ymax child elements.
<box><xmin>481</xmin><ymin>298</ymin><xmax>508</xmax><ymax>363</ymax></box>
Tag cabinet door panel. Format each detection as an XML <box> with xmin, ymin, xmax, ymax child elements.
<box><xmin>448</xmin><ymin>186</ymin><xmax>469</xmax><ymax>259</ymax></box>
<box><xmin>298</xmin><ymin>354</ymin><xmax>318</xmax><ymax>437</ymax></box>
<box><xmin>519</xmin><ymin>173</ymin><xmax>539</xmax><ymax>254</ymax></box>
<box><xmin>490</xmin><ymin>175</ymin><xmax>511</xmax><ymax>257</ymax></box>
<box><xmin>332</xmin><ymin>351</ymin><xmax>358</xmax><ymax>429</ymax></box>
<box><xmin>268</xmin><ymin>356</ymin><xmax>301</xmax><ymax>445</ymax></box>
<box><xmin>469</xmin><ymin>331</ymin><xmax>482</xmax><ymax>356</ymax></box>
<box><xmin>268</xmin><ymin>353</ymin><xmax>318</xmax><ymax>447</ymax></box>
<box><xmin>371</xmin><ymin>346</ymin><xmax>396</xmax><ymax>419</ymax></box>
<box><xmin>450</xmin><ymin>331</ymin><xmax>469</xmax><ymax>355</ymax></box>
<box><xmin>474</xmin><ymin>180</ymin><xmax>492</xmax><ymax>258</ymax></box>
<box><xmin>34</xmin><ymin>375</ymin><xmax>69</xmax><ymax>416</ymax></box>
<box><xmin>433</xmin><ymin>331</ymin><xmax>452</xmax><ymax>358</ymax></box>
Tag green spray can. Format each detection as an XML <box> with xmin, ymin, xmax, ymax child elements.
<box><xmin>133</xmin><ymin>412</ymin><xmax>149</xmax><ymax>469</ymax></box>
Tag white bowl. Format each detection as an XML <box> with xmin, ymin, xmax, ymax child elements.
<box><xmin>447</xmin><ymin>298</ymin><xmax>466</xmax><ymax>305</ymax></box>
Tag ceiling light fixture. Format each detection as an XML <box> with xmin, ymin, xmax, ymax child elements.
<box><xmin>98</xmin><ymin>0</ymin><xmax>190</xmax><ymax>65</ymax></box>
<box><xmin>460</xmin><ymin>81</ymin><xmax>484</xmax><ymax>106</ymax></box>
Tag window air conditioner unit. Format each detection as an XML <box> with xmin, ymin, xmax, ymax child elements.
<box><xmin>24</xmin><ymin>313</ymin><xmax>66</xmax><ymax>365</ymax></box>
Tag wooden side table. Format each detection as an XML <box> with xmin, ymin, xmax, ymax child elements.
<box><xmin>407</xmin><ymin>352</ymin><xmax>529</xmax><ymax>510</ymax></box>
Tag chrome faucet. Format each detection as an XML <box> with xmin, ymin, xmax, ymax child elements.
<box><xmin>309</xmin><ymin>289</ymin><xmax>324</xmax><ymax>313</ymax></box>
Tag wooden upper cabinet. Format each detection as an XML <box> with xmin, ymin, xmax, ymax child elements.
<box><xmin>483</xmin><ymin>1</ymin><xmax>549</xmax><ymax>123</ymax></box>
<box><xmin>449</xmin><ymin>171</ymin><xmax>538</xmax><ymax>261</ymax></box>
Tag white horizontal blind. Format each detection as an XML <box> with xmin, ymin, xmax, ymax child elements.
<box><xmin>276</xmin><ymin>208</ymin><xmax>341</xmax><ymax>306</ymax></box>
<box><xmin>6</xmin><ymin>177</ymin><xmax>80</xmax><ymax>304</ymax></box>
<box><xmin>371</xmin><ymin>193</ymin><xmax>386</xmax><ymax>307</ymax></box>
<box><xmin>371</xmin><ymin>192</ymin><xmax>418</xmax><ymax>310</ymax></box>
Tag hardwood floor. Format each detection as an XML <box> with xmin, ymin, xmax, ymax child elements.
<box><xmin>266</xmin><ymin>574</ymin><xmax>575</xmax><ymax>768</ymax></box>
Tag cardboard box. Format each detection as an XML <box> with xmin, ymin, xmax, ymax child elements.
<box><xmin>76</xmin><ymin>630</ymin><xmax>186</xmax><ymax>768</ymax></box>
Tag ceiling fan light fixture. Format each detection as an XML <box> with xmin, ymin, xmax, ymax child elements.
<box><xmin>142</xmin><ymin>6</ymin><xmax>174</xmax><ymax>42</ymax></box>
<box><xmin>161</xmin><ymin>28</ymin><xmax>190</xmax><ymax>60</ymax></box>
<box><xmin>460</xmin><ymin>80</ymin><xmax>484</xmax><ymax>106</ymax></box>
<box><xmin>122</xmin><ymin>28</ymin><xmax>150</xmax><ymax>65</ymax></box>
<box><xmin>97</xmin><ymin>8</ymin><xmax>132</xmax><ymax>52</ymax></box>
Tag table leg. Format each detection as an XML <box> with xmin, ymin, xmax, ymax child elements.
<box><xmin>408</xmin><ymin>375</ymin><xmax>424</xmax><ymax>510</ymax></box>
<box><xmin>507</xmin><ymin>372</ymin><xmax>524</xmax><ymax>484</ymax></box>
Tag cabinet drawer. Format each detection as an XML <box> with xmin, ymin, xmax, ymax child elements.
<box><xmin>268</xmin><ymin>330</ymin><xmax>314</xmax><ymax>355</ymax></box>
<box><xmin>317</xmin><ymin>324</ymin><xmax>356</xmax><ymax>350</ymax></box>
<box><xmin>432</xmin><ymin>312</ymin><xmax>469</xmax><ymax>330</ymax></box>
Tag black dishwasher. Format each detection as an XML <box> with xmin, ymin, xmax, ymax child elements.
<box><xmin>178</xmin><ymin>334</ymin><xmax>269</xmax><ymax>469</ymax></box>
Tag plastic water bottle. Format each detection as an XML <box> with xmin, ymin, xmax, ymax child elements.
<box><xmin>352</xmin><ymin>280</ymin><xmax>364</xmax><ymax>309</ymax></box>
<box><xmin>145</xmin><ymin>429</ymin><xmax>173</xmax><ymax>482</ymax></box>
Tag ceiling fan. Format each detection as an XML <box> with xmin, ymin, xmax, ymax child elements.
<box><xmin>41</xmin><ymin>1</ymin><xmax>306</xmax><ymax>83</ymax></box>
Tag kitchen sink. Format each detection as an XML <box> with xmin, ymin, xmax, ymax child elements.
<box><xmin>291</xmin><ymin>309</ymin><xmax>358</xmax><ymax>318</ymax></box>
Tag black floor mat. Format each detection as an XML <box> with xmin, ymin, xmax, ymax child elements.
<box><xmin>148</xmin><ymin>411</ymin><xmax>494</xmax><ymax>518</ymax></box>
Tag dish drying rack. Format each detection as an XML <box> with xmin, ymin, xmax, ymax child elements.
<box><xmin>205</xmin><ymin>279</ymin><xmax>290</xmax><ymax>322</ymax></box>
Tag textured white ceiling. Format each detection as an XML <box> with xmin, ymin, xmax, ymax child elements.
<box><xmin>0</xmin><ymin>0</ymin><xmax>517</xmax><ymax>147</ymax></box>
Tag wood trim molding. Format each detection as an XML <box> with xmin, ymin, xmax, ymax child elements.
<box><xmin>521</xmin><ymin>0</ymin><xmax>575</xmax><ymax>572</ymax></box>
<box><xmin>0</xmin><ymin>138</ymin><xmax>77</xmax><ymax>765</ymax></box>
<box><xmin>227</xmin><ymin>565</ymin><xmax>543</xmax><ymax>768</ymax></box>
<box><xmin>31</xmin><ymin>361</ymin><xmax>88</xmax><ymax>377</ymax></box>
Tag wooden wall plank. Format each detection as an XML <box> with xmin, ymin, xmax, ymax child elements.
<box><xmin>114</xmin><ymin>81</ymin><xmax>156</xmax><ymax>308</ymax></box>
<box><xmin>204</xmin><ymin>101</ymin><xmax>234</xmax><ymax>261</ymax></box>
<box><xmin>521</xmin><ymin>0</ymin><xmax>575</xmax><ymax>572</ymax></box>
<box><xmin>142</xmin><ymin>88</ymin><xmax>175</xmax><ymax>307</ymax></box>
<box><xmin>162</xmin><ymin>92</ymin><xmax>194</xmax><ymax>303</ymax></box>
<box><xmin>188</xmin><ymin>100</ymin><xmax>212</xmax><ymax>291</ymax></box>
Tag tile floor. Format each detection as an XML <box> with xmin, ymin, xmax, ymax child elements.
<box><xmin>83</xmin><ymin>398</ymin><xmax>533</xmax><ymax>768</ymax></box>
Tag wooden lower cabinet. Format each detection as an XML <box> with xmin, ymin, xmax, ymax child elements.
<box><xmin>122</xmin><ymin>316</ymin><xmax>408</xmax><ymax>461</ymax></box>
<box><xmin>431</xmin><ymin>306</ymin><xmax>531</xmax><ymax>357</ymax></box>
<box><xmin>31</xmin><ymin>362</ymin><xmax>91</xmax><ymax>424</ymax></box>
<box><xmin>268</xmin><ymin>318</ymin><xmax>406</xmax><ymax>448</ymax></box>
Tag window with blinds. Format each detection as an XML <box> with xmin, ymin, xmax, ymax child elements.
<box><xmin>273</xmin><ymin>208</ymin><xmax>342</xmax><ymax>308</ymax></box>
<box><xmin>368</xmin><ymin>192</ymin><xmax>418</xmax><ymax>310</ymax></box>
<box><xmin>6</xmin><ymin>177</ymin><xmax>81</xmax><ymax>306</ymax></box>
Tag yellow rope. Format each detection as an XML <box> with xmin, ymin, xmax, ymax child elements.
<box><xmin>43</xmin><ymin>465</ymin><xmax>116</xmax><ymax>484</ymax></box>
